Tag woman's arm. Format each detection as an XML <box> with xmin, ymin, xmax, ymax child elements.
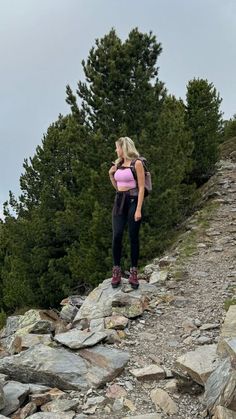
<box><xmin>135</xmin><ymin>160</ymin><xmax>145</xmax><ymax>212</ymax></box>
<box><xmin>109</xmin><ymin>165</ymin><xmax>118</xmax><ymax>190</ymax></box>
<box><xmin>109</xmin><ymin>174</ymin><xmax>118</xmax><ymax>190</ymax></box>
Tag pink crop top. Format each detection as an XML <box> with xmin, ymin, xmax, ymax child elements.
<box><xmin>114</xmin><ymin>167</ymin><xmax>137</xmax><ymax>188</ymax></box>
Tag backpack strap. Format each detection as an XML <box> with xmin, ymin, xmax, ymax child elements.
<box><xmin>130</xmin><ymin>157</ymin><xmax>148</xmax><ymax>173</ymax></box>
<box><xmin>130</xmin><ymin>158</ymin><xmax>139</xmax><ymax>182</ymax></box>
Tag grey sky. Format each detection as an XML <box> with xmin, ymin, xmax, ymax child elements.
<box><xmin>1</xmin><ymin>0</ymin><xmax>236</xmax><ymax>218</ymax></box>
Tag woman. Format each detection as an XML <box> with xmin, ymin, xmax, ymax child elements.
<box><xmin>108</xmin><ymin>136</ymin><xmax>145</xmax><ymax>289</ymax></box>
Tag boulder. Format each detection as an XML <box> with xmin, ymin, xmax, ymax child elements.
<box><xmin>27</xmin><ymin>413</ymin><xmax>75</xmax><ymax>419</ymax></box>
<box><xmin>53</xmin><ymin>329</ymin><xmax>107</xmax><ymax>349</ymax></box>
<box><xmin>150</xmin><ymin>388</ymin><xmax>178</xmax><ymax>415</ymax></box>
<box><xmin>217</xmin><ymin>306</ymin><xmax>236</xmax><ymax>356</ymax></box>
<box><xmin>0</xmin><ymin>380</ymin><xmax>30</xmax><ymax>416</ymax></box>
<box><xmin>105</xmin><ymin>315</ymin><xmax>128</xmax><ymax>330</ymax></box>
<box><xmin>175</xmin><ymin>344</ymin><xmax>218</xmax><ymax>386</ymax></box>
<box><xmin>111</xmin><ymin>293</ymin><xmax>149</xmax><ymax>318</ymax></box>
<box><xmin>218</xmin><ymin>338</ymin><xmax>236</xmax><ymax>361</ymax></box>
<box><xmin>213</xmin><ymin>405</ymin><xmax>236</xmax><ymax>418</ymax></box>
<box><xmin>122</xmin><ymin>415</ymin><xmax>162</xmax><ymax>419</ymax></box>
<box><xmin>130</xmin><ymin>365</ymin><xmax>165</xmax><ymax>381</ymax></box>
<box><xmin>149</xmin><ymin>270</ymin><xmax>168</xmax><ymax>284</ymax></box>
<box><xmin>73</xmin><ymin>278</ymin><xmax>156</xmax><ymax>323</ymax></box>
<box><xmin>204</xmin><ymin>358</ymin><xmax>236</xmax><ymax>414</ymax></box>
<box><xmin>0</xmin><ymin>383</ymin><xmax>5</xmax><ymax>410</ymax></box>
<box><xmin>0</xmin><ymin>343</ymin><xmax>129</xmax><ymax>390</ymax></box>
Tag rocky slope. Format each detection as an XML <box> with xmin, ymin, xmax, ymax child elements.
<box><xmin>0</xmin><ymin>142</ymin><xmax>236</xmax><ymax>419</ymax></box>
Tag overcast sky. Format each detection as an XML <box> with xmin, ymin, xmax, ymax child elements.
<box><xmin>1</xmin><ymin>0</ymin><xmax>236</xmax><ymax>218</ymax></box>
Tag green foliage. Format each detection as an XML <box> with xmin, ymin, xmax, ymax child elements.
<box><xmin>0</xmin><ymin>309</ymin><xmax>7</xmax><ymax>330</ymax></box>
<box><xmin>74</xmin><ymin>27</ymin><xmax>166</xmax><ymax>139</ymax></box>
<box><xmin>224</xmin><ymin>298</ymin><xmax>236</xmax><ymax>311</ymax></box>
<box><xmin>224</xmin><ymin>114</ymin><xmax>236</xmax><ymax>140</ymax></box>
<box><xmin>186</xmin><ymin>78</ymin><xmax>223</xmax><ymax>185</ymax></box>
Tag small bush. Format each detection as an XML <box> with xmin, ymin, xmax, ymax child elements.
<box><xmin>0</xmin><ymin>309</ymin><xmax>7</xmax><ymax>330</ymax></box>
<box><xmin>224</xmin><ymin>298</ymin><xmax>236</xmax><ymax>311</ymax></box>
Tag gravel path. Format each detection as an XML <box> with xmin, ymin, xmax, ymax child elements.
<box><xmin>88</xmin><ymin>158</ymin><xmax>236</xmax><ymax>419</ymax></box>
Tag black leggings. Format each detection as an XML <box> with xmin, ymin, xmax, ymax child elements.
<box><xmin>112</xmin><ymin>191</ymin><xmax>143</xmax><ymax>267</ymax></box>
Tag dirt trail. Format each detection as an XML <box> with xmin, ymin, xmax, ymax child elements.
<box><xmin>93</xmin><ymin>157</ymin><xmax>236</xmax><ymax>419</ymax></box>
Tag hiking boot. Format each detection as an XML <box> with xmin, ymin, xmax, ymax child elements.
<box><xmin>129</xmin><ymin>267</ymin><xmax>139</xmax><ymax>289</ymax></box>
<box><xmin>111</xmin><ymin>265</ymin><xmax>122</xmax><ymax>288</ymax></box>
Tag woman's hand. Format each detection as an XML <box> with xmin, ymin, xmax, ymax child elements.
<box><xmin>134</xmin><ymin>209</ymin><xmax>142</xmax><ymax>222</ymax></box>
<box><xmin>109</xmin><ymin>164</ymin><xmax>117</xmax><ymax>176</ymax></box>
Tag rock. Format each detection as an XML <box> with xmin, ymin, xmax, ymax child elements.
<box><xmin>159</xmin><ymin>256</ymin><xmax>176</xmax><ymax>267</ymax></box>
<box><xmin>130</xmin><ymin>364</ymin><xmax>165</xmax><ymax>381</ymax></box>
<box><xmin>0</xmin><ymin>381</ymin><xmax>30</xmax><ymax>416</ymax></box>
<box><xmin>0</xmin><ymin>343</ymin><xmax>129</xmax><ymax>390</ymax></box>
<box><xmin>29</xmin><ymin>388</ymin><xmax>65</xmax><ymax>406</ymax></box>
<box><xmin>143</xmin><ymin>264</ymin><xmax>157</xmax><ymax>275</ymax></box>
<box><xmin>182</xmin><ymin>319</ymin><xmax>197</xmax><ymax>333</ymax></box>
<box><xmin>73</xmin><ymin>278</ymin><xmax>152</xmax><ymax>323</ymax></box>
<box><xmin>164</xmin><ymin>379</ymin><xmax>178</xmax><ymax>392</ymax></box>
<box><xmin>175</xmin><ymin>344</ymin><xmax>218</xmax><ymax>385</ymax></box>
<box><xmin>104</xmin><ymin>329</ymin><xmax>121</xmax><ymax>344</ymax></box>
<box><xmin>112</xmin><ymin>397</ymin><xmax>124</xmax><ymax>411</ymax></box>
<box><xmin>204</xmin><ymin>358</ymin><xmax>236</xmax><ymax>414</ymax></box>
<box><xmin>89</xmin><ymin>318</ymin><xmax>105</xmax><ymax>332</ymax></box>
<box><xmin>122</xmin><ymin>415</ymin><xmax>162</xmax><ymax>419</ymax></box>
<box><xmin>11</xmin><ymin>401</ymin><xmax>37</xmax><ymax>418</ymax></box>
<box><xmin>105</xmin><ymin>315</ymin><xmax>128</xmax><ymax>330</ymax></box>
<box><xmin>167</xmin><ymin>339</ymin><xmax>179</xmax><ymax>348</ymax></box>
<box><xmin>0</xmin><ymin>335</ymin><xmax>21</xmax><ymax>355</ymax></box>
<box><xmin>73</xmin><ymin>279</ymin><xmax>125</xmax><ymax>324</ymax></box>
<box><xmin>77</xmin><ymin>345</ymin><xmax>130</xmax><ymax>387</ymax></box>
<box><xmin>83</xmin><ymin>395</ymin><xmax>105</xmax><ymax>408</ymax></box>
<box><xmin>111</xmin><ymin>293</ymin><xmax>149</xmax><ymax>318</ymax></box>
<box><xmin>200</xmin><ymin>323</ymin><xmax>220</xmax><ymax>331</ymax></box>
<box><xmin>1</xmin><ymin>316</ymin><xmax>22</xmax><ymax>338</ymax></box>
<box><xmin>213</xmin><ymin>405</ymin><xmax>236</xmax><ymax>418</ymax></box>
<box><xmin>20</xmin><ymin>334</ymin><xmax>52</xmax><ymax>350</ymax></box>
<box><xmin>105</xmin><ymin>383</ymin><xmax>127</xmax><ymax>399</ymax></box>
<box><xmin>196</xmin><ymin>336</ymin><xmax>213</xmax><ymax>345</ymax></box>
<box><xmin>27</xmin><ymin>384</ymin><xmax>52</xmax><ymax>394</ymax></box>
<box><xmin>41</xmin><ymin>398</ymin><xmax>80</xmax><ymax>412</ymax></box>
<box><xmin>0</xmin><ymin>383</ymin><xmax>5</xmax><ymax>409</ymax></box>
<box><xmin>149</xmin><ymin>270</ymin><xmax>168</xmax><ymax>284</ymax></box>
<box><xmin>218</xmin><ymin>306</ymin><xmax>236</xmax><ymax>356</ymax></box>
<box><xmin>27</xmin><ymin>413</ymin><xmax>75</xmax><ymax>419</ymax></box>
<box><xmin>150</xmin><ymin>388</ymin><xmax>178</xmax><ymax>415</ymax></box>
<box><xmin>194</xmin><ymin>318</ymin><xmax>202</xmax><ymax>327</ymax></box>
<box><xmin>53</xmin><ymin>329</ymin><xmax>107</xmax><ymax>349</ymax></box>
<box><xmin>61</xmin><ymin>295</ymin><xmax>85</xmax><ymax>308</ymax></box>
<box><xmin>0</xmin><ymin>383</ymin><xmax>6</xmax><ymax>410</ymax></box>
<box><xmin>2</xmin><ymin>310</ymin><xmax>62</xmax><ymax>338</ymax></box>
<box><xmin>183</xmin><ymin>336</ymin><xmax>193</xmax><ymax>345</ymax></box>
<box><xmin>123</xmin><ymin>398</ymin><xmax>136</xmax><ymax>412</ymax></box>
<box><xmin>60</xmin><ymin>304</ymin><xmax>78</xmax><ymax>323</ymax></box>
<box><xmin>0</xmin><ymin>374</ymin><xmax>8</xmax><ymax>385</ymax></box>
<box><xmin>218</xmin><ymin>338</ymin><xmax>236</xmax><ymax>361</ymax></box>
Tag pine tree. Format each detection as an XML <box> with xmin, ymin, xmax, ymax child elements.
<box><xmin>224</xmin><ymin>114</ymin><xmax>236</xmax><ymax>140</ymax></box>
<box><xmin>137</xmin><ymin>96</ymin><xmax>195</xmax><ymax>258</ymax></box>
<box><xmin>67</xmin><ymin>27</ymin><xmax>165</xmax><ymax>142</ymax></box>
<box><xmin>186</xmin><ymin>78</ymin><xmax>223</xmax><ymax>185</ymax></box>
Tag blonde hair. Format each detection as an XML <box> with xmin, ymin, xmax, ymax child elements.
<box><xmin>114</xmin><ymin>136</ymin><xmax>140</xmax><ymax>166</ymax></box>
